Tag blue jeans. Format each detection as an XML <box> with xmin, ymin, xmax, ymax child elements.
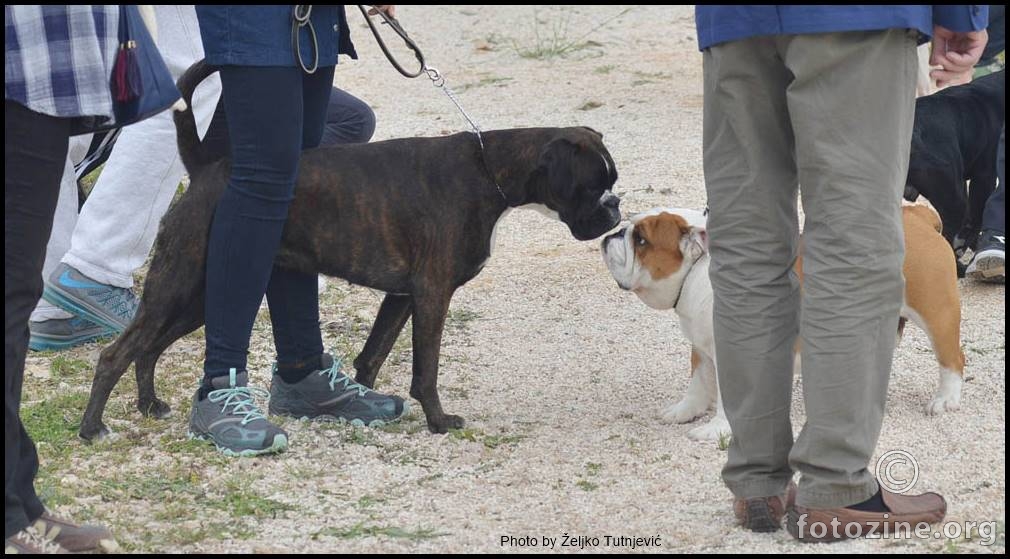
<box><xmin>203</xmin><ymin>65</ymin><xmax>336</xmax><ymax>378</ymax></box>
<box><xmin>981</xmin><ymin>123</ymin><xmax>1005</xmax><ymax>236</ymax></box>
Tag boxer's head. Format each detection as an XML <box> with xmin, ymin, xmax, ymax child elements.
<box><xmin>601</xmin><ymin>209</ymin><xmax>708</xmax><ymax>310</ymax></box>
<box><xmin>528</xmin><ymin>128</ymin><xmax>622</xmax><ymax>241</ymax></box>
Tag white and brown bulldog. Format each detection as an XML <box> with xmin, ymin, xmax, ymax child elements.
<box><xmin>601</xmin><ymin>206</ymin><xmax>965</xmax><ymax>442</ymax></box>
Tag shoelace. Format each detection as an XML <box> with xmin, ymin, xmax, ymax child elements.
<box><xmin>94</xmin><ymin>287</ymin><xmax>139</xmax><ymax>321</ymax></box>
<box><xmin>320</xmin><ymin>355</ymin><xmax>372</xmax><ymax>396</ymax></box>
<box><xmin>208</xmin><ymin>385</ymin><xmax>270</xmax><ymax>425</ymax></box>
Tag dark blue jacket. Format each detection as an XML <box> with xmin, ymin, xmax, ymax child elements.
<box><xmin>196</xmin><ymin>5</ymin><xmax>357</xmax><ymax>67</ymax></box>
<box><xmin>696</xmin><ymin>5</ymin><xmax>989</xmax><ymax>50</ymax></box>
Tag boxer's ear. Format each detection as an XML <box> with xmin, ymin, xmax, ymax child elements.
<box><xmin>541</xmin><ymin>138</ymin><xmax>580</xmax><ymax>200</ymax></box>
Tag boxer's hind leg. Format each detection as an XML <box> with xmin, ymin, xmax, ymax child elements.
<box><xmin>354</xmin><ymin>294</ymin><xmax>412</xmax><ymax>388</ymax></box>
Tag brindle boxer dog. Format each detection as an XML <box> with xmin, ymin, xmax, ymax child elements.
<box><xmin>79</xmin><ymin>61</ymin><xmax>622</xmax><ymax>440</ymax></box>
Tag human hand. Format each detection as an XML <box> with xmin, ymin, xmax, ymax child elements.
<box><xmin>929</xmin><ymin>26</ymin><xmax>988</xmax><ymax>87</ymax></box>
<box><xmin>367</xmin><ymin>5</ymin><xmax>396</xmax><ymax>18</ymax></box>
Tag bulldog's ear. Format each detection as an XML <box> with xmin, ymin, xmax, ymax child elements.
<box><xmin>686</xmin><ymin>225</ymin><xmax>709</xmax><ymax>260</ymax></box>
<box><xmin>580</xmin><ymin>126</ymin><xmax>603</xmax><ymax>139</ymax></box>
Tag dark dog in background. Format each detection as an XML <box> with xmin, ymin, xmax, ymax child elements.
<box><xmin>904</xmin><ymin>70</ymin><xmax>1004</xmax><ymax>273</ymax></box>
<box><xmin>79</xmin><ymin>61</ymin><xmax>622</xmax><ymax>440</ymax></box>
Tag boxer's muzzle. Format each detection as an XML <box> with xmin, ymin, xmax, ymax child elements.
<box><xmin>567</xmin><ymin>191</ymin><xmax>622</xmax><ymax>241</ymax></box>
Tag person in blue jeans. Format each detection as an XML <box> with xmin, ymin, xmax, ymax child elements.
<box><xmin>966</xmin><ymin>123</ymin><xmax>1005</xmax><ymax>282</ymax></box>
<box><xmin>189</xmin><ymin>5</ymin><xmax>406</xmax><ymax>457</ymax></box>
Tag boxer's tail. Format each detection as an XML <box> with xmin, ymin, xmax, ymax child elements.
<box><xmin>173</xmin><ymin>59</ymin><xmax>218</xmax><ymax>172</ymax></box>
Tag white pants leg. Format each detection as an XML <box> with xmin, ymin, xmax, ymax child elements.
<box><xmin>61</xmin><ymin>5</ymin><xmax>220</xmax><ymax>288</ymax></box>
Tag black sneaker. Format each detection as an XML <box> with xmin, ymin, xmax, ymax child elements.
<box><xmin>966</xmin><ymin>229</ymin><xmax>1005</xmax><ymax>283</ymax></box>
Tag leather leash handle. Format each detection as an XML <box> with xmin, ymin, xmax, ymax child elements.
<box><xmin>357</xmin><ymin>5</ymin><xmax>426</xmax><ymax>78</ymax></box>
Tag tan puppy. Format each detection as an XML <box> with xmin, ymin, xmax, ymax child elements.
<box><xmin>601</xmin><ymin>206</ymin><xmax>964</xmax><ymax>441</ymax></box>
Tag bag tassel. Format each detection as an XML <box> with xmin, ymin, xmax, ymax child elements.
<box><xmin>114</xmin><ymin>40</ymin><xmax>143</xmax><ymax>102</ymax></box>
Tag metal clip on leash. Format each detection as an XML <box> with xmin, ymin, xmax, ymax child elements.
<box><xmin>358</xmin><ymin>5</ymin><xmax>507</xmax><ymax>201</ymax></box>
<box><xmin>293</xmin><ymin>5</ymin><xmax>319</xmax><ymax>74</ymax></box>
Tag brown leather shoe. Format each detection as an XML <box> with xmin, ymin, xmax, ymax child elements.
<box><xmin>786</xmin><ymin>487</ymin><xmax>947</xmax><ymax>543</ymax></box>
<box><xmin>33</xmin><ymin>511</ymin><xmax>118</xmax><ymax>553</ymax></box>
<box><xmin>4</xmin><ymin>525</ymin><xmax>67</xmax><ymax>554</ymax></box>
<box><xmin>733</xmin><ymin>481</ymin><xmax>798</xmax><ymax>532</ymax></box>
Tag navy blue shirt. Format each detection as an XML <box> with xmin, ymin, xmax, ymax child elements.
<box><xmin>196</xmin><ymin>5</ymin><xmax>357</xmax><ymax>67</ymax></box>
<box><xmin>696</xmin><ymin>5</ymin><xmax>988</xmax><ymax>50</ymax></box>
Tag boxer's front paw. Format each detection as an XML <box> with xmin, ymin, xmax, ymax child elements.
<box><xmin>79</xmin><ymin>421</ymin><xmax>114</xmax><ymax>444</ymax></box>
<box><xmin>659</xmin><ymin>396</ymin><xmax>709</xmax><ymax>424</ymax></box>
<box><xmin>687</xmin><ymin>417</ymin><xmax>732</xmax><ymax>442</ymax></box>
<box><xmin>426</xmin><ymin>414</ymin><xmax>466</xmax><ymax>434</ymax></box>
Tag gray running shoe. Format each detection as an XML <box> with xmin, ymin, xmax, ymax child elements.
<box><xmin>43</xmin><ymin>263</ymin><xmax>139</xmax><ymax>333</ymax></box>
<box><xmin>188</xmin><ymin>369</ymin><xmax>288</xmax><ymax>457</ymax></box>
<box><xmin>269</xmin><ymin>353</ymin><xmax>407</xmax><ymax>427</ymax></box>
<box><xmin>29</xmin><ymin>316</ymin><xmax>113</xmax><ymax>351</ymax></box>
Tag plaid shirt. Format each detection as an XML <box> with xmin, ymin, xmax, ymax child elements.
<box><xmin>4</xmin><ymin>5</ymin><xmax>119</xmax><ymax>124</ymax></box>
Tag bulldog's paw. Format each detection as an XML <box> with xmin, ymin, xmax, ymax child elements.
<box><xmin>926</xmin><ymin>369</ymin><xmax>963</xmax><ymax>416</ymax></box>
<box><xmin>659</xmin><ymin>398</ymin><xmax>709</xmax><ymax>424</ymax></box>
<box><xmin>926</xmin><ymin>392</ymin><xmax>961</xmax><ymax>415</ymax></box>
<box><xmin>426</xmin><ymin>414</ymin><xmax>466</xmax><ymax>434</ymax></box>
<box><xmin>687</xmin><ymin>417</ymin><xmax>732</xmax><ymax>442</ymax></box>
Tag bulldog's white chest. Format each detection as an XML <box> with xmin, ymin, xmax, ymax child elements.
<box><xmin>673</xmin><ymin>257</ymin><xmax>716</xmax><ymax>360</ymax></box>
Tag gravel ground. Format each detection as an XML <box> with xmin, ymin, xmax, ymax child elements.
<box><xmin>22</xmin><ymin>5</ymin><xmax>1004</xmax><ymax>553</ymax></box>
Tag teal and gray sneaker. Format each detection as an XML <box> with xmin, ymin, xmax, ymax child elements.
<box><xmin>188</xmin><ymin>369</ymin><xmax>288</xmax><ymax>457</ymax></box>
<box><xmin>270</xmin><ymin>353</ymin><xmax>408</xmax><ymax>427</ymax></box>
<box><xmin>29</xmin><ymin>316</ymin><xmax>114</xmax><ymax>351</ymax></box>
<box><xmin>43</xmin><ymin>262</ymin><xmax>139</xmax><ymax>334</ymax></box>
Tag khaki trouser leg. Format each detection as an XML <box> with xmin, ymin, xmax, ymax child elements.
<box><xmin>704</xmin><ymin>29</ymin><xmax>918</xmax><ymax>508</ymax></box>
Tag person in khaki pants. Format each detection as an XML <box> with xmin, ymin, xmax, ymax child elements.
<box><xmin>694</xmin><ymin>6</ymin><xmax>988</xmax><ymax>542</ymax></box>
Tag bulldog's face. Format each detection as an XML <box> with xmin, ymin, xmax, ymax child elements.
<box><xmin>533</xmin><ymin>128</ymin><xmax>622</xmax><ymax>240</ymax></box>
<box><xmin>600</xmin><ymin>209</ymin><xmax>708</xmax><ymax>310</ymax></box>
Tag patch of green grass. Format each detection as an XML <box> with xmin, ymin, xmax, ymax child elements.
<box><xmin>99</xmin><ymin>469</ymin><xmax>204</xmax><ymax>502</ymax></box>
<box><xmin>457</xmin><ymin>75</ymin><xmax>514</xmax><ymax>93</ymax></box>
<box><xmin>576</xmin><ymin>480</ymin><xmax>599</xmax><ymax>491</ymax></box>
<box><xmin>376</xmin><ymin>419</ymin><xmax>427</xmax><ymax>435</ymax></box>
<box><xmin>342</xmin><ymin>425</ymin><xmax>381</xmax><ymax>447</ymax></box>
<box><xmin>80</xmin><ymin>165</ymin><xmax>104</xmax><ymax>196</ymax></box>
<box><xmin>449</xmin><ymin>427</ymin><xmax>483</xmax><ymax>442</ymax></box>
<box><xmin>212</xmin><ymin>480</ymin><xmax>297</xmax><ymax>519</ymax></box>
<box><xmin>594</xmin><ymin>64</ymin><xmax>616</xmax><ymax>74</ymax></box>
<box><xmin>717</xmin><ymin>432</ymin><xmax>732</xmax><ymax>451</ymax></box>
<box><xmin>632</xmin><ymin>70</ymin><xmax>673</xmax><ymax>82</ymax></box>
<box><xmin>585</xmin><ymin>462</ymin><xmax>602</xmax><ymax>476</ymax></box>
<box><xmin>313</xmin><ymin>523</ymin><xmax>448</xmax><ymax>541</ymax></box>
<box><xmin>512</xmin><ymin>8</ymin><xmax>631</xmax><ymax>60</ymax></box>
<box><xmin>21</xmin><ymin>391</ymin><xmax>89</xmax><ymax>448</ymax></box>
<box><xmin>163</xmin><ymin>521</ymin><xmax>255</xmax><ymax>546</ymax></box>
<box><xmin>483</xmin><ymin>433</ymin><xmax>525</xmax><ymax>449</ymax></box>
<box><xmin>49</xmin><ymin>355</ymin><xmax>92</xmax><ymax>378</ymax></box>
<box><xmin>447</xmin><ymin>308</ymin><xmax>480</xmax><ymax>329</ymax></box>
<box><xmin>356</xmin><ymin>494</ymin><xmax>387</xmax><ymax>509</ymax></box>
